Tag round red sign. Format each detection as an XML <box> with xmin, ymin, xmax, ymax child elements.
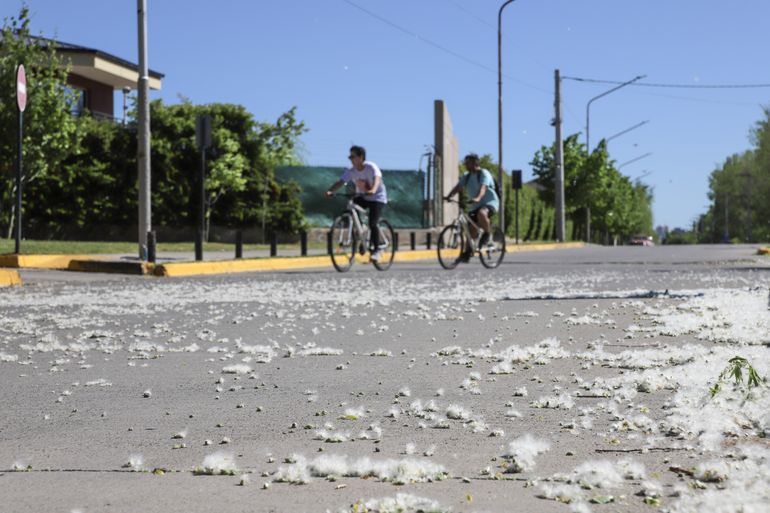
<box><xmin>17</xmin><ymin>64</ymin><xmax>27</xmax><ymax>112</ymax></box>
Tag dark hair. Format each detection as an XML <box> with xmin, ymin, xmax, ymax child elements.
<box><xmin>350</xmin><ymin>145</ymin><xmax>366</xmax><ymax>160</ymax></box>
<box><xmin>464</xmin><ymin>153</ymin><xmax>480</xmax><ymax>163</ymax></box>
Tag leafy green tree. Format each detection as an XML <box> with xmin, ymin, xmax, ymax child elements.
<box><xmin>0</xmin><ymin>6</ymin><xmax>78</xmax><ymax>238</ymax></box>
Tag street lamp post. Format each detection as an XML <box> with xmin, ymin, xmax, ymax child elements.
<box><xmin>498</xmin><ymin>0</ymin><xmax>517</xmax><ymax>235</ymax></box>
<box><xmin>618</xmin><ymin>152</ymin><xmax>652</xmax><ymax>169</ymax></box>
<box><xmin>606</xmin><ymin>120</ymin><xmax>649</xmax><ymax>145</ymax></box>
<box><xmin>583</xmin><ymin>74</ymin><xmax>645</xmax><ymax>242</ymax></box>
<box><xmin>585</xmin><ymin>75</ymin><xmax>645</xmax><ymax>152</ymax></box>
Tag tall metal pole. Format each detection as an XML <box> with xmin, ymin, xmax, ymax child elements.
<box><xmin>498</xmin><ymin>0</ymin><xmax>516</xmax><ymax>235</ymax></box>
<box><xmin>554</xmin><ymin>69</ymin><xmax>565</xmax><ymax>242</ymax></box>
<box><xmin>137</xmin><ymin>0</ymin><xmax>151</xmax><ymax>259</ymax></box>
<box><xmin>15</xmin><ymin>107</ymin><xmax>23</xmax><ymax>254</ymax></box>
<box><xmin>583</xmin><ymin>74</ymin><xmax>645</xmax><ymax>243</ymax></box>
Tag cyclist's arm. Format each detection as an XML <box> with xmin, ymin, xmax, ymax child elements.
<box><xmin>324</xmin><ymin>179</ymin><xmax>345</xmax><ymax>197</ymax></box>
<box><xmin>445</xmin><ymin>183</ymin><xmax>461</xmax><ymax>200</ymax></box>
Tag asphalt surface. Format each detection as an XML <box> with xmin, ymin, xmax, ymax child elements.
<box><xmin>2</xmin><ymin>244</ymin><xmax>769</xmax><ymax>513</ymax></box>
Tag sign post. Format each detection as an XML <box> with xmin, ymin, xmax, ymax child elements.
<box><xmin>15</xmin><ymin>64</ymin><xmax>27</xmax><ymax>254</ymax></box>
<box><xmin>511</xmin><ymin>170</ymin><xmax>522</xmax><ymax>245</ymax></box>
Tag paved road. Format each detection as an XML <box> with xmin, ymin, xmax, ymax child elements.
<box><xmin>2</xmin><ymin>244</ymin><xmax>769</xmax><ymax>513</ymax></box>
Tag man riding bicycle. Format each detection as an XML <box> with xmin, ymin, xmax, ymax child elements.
<box><xmin>444</xmin><ymin>153</ymin><xmax>500</xmax><ymax>262</ymax></box>
<box><xmin>324</xmin><ymin>145</ymin><xmax>388</xmax><ymax>262</ymax></box>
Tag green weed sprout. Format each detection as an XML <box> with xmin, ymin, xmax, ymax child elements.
<box><xmin>709</xmin><ymin>356</ymin><xmax>765</xmax><ymax>398</ymax></box>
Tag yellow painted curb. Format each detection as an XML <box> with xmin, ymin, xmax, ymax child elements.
<box><xmin>154</xmin><ymin>256</ymin><xmax>334</xmax><ymax>277</ymax></box>
<box><xmin>0</xmin><ymin>269</ymin><xmax>22</xmax><ymax>287</ymax></box>
<box><xmin>758</xmin><ymin>247</ymin><xmax>770</xmax><ymax>255</ymax></box>
<box><xmin>0</xmin><ymin>254</ymin><xmax>104</xmax><ymax>270</ymax></box>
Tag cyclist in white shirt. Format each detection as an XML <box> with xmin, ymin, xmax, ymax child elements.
<box><xmin>324</xmin><ymin>145</ymin><xmax>388</xmax><ymax>262</ymax></box>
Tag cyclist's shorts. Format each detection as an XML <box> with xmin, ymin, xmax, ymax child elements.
<box><xmin>469</xmin><ymin>205</ymin><xmax>496</xmax><ymax>223</ymax></box>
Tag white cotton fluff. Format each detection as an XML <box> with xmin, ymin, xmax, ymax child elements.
<box><xmin>357</xmin><ymin>493</ymin><xmax>445</xmax><ymax>513</ymax></box>
<box><xmin>490</xmin><ymin>362</ymin><xmax>514</xmax><ymax>374</ymax></box>
<box><xmin>571</xmin><ymin>460</ymin><xmax>624</xmax><ymax>489</ymax></box>
<box><xmin>275</xmin><ymin>454</ymin><xmax>446</xmax><ymax>485</ymax></box>
<box><xmin>538</xmin><ymin>482</ymin><xmax>583</xmax><ymax>503</ymax></box>
<box><xmin>122</xmin><ymin>454</ymin><xmax>144</xmax><ymax>470</ymax></box>
<box><xmin>195</xmin><ymin>451</ymin><xmax>237</xmax><ymax>475</ymax></box>
<box><xmin>530</xmin><ymin>393</ymin><xmax>574</xmax><ymax>409</ymax></box>
<box><xmin>273</xmin><ymin>455</ymin><xmax>310</xmax><ymax>484</ymax></box>
<box><xmin>297</xmin><ymin>346</ymin><xmax>343</xmax><ymax>356</ymax></box>
<box><xmin>341</xmin><ymin>407</ymin><xmax>366</xmax><ymax>420</ymax></box>
<box><xmin>370</xmin><ymin>349</ymin><xmax>392</xmax><ymax>357</ymax></box>
<box><xmin>0</xmin><ymin>352</ymin><xmax>18</xmax><ymax>362</ymax></box>
<box><xmin>502</xmin><ymin>434</ymin><xmax>550</xmax><ymax>472</ymax></box>
<box><xmin>513</xmin><ymin>386</ymin><xmax>528</xmax><ymax>397</ymax></box>
<box><xmin>694</xmin><ymin>460</ymin><xmax>731</xmax><ymax>482</ymax></box>
<box><xmin>222</xmin><ymin>364</ymin><xmax>252</xmax><ymax>374</ymax></box>
<box><xmin>236</xmin><ymin>343</ymin><xmax>276</xmax><ymax>362</ymax></box>
<box><xmin>445</xmin><ymin>404</ymin><xmax>471</xmax><ymax>420</ymax></box>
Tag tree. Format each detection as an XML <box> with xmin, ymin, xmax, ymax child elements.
<box><xmin>0</xmin><ymin>7</ymin><xmax>79</xmax><ymax>237</ymax></box>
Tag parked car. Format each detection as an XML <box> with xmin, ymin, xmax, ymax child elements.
<box><xmin>629</xmin><ymin>235</ymin><xmax>655</xmax><ymax>246</ymax></box>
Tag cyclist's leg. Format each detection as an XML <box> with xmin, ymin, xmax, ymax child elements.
<box><xmin>476</xmin><ymin>206</ymin><xmax>492</xmax><ymax>235</ymax></box>
<box><xmin>368</xmin><ymin>201</ymin><xmax>384</xmax><ymax>249</ymax></box>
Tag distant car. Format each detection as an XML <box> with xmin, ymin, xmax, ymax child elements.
<box><xmin>629</xmin><ymin>235</ymin><xmax>655</xmax><ymax>246</ymax></box>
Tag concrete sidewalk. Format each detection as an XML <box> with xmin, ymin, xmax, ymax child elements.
<box><xmin>0</xmin><ymin>241</ymin><xmax>585</xmax><ymax>280</ymax></box>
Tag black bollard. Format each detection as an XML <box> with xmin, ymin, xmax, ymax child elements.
<box><xmin>269</xmin><ymin>232</ymin><xmax>277</xmax><ymax>257</ymax></box>
<box><xmin>426</xmin><ymin>232</ymin><xmax>432</xmax><ymax>250</ymax></box>
<box><xmin>393</xmin><ymin>232</ymin><xmax>399</xmax><ymax>252</ymax></box>
<box><xmin>195</xmin><ymin>230</ymin><xmax>203</xmax><ymax>261</ymax></box>
<box><xmin>327</xmin><ymin>231</ymin><xmax>332</xmax><ymax>255</ymax></box>
<box><xmin>235</xmin><ymin>230</ymin><xmax>243</xmax><ymax>259</ymax></box>
<box><xmin>410</xmin><ymin>232</ymin><xmax>416</xmax><ymax>251</ymax></box>
<box><xmin>300</xmin><ymin>231</ymin><xmax>308</xmax><ymax>256</ymax></box>
<box><xmin>147</xmin><ymin>230</ymin><xmax>156</xmax><ymax>263</ymax></box>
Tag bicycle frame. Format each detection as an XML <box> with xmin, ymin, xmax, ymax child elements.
<box><xmin>451</xmin><ymin>208</ymin><xmax>483</xmax><ymax>252</ymax></box>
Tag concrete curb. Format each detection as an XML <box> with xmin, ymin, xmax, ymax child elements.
<box><xmin>0</xmin><ymin>254</ymin><xmax>102</xmax><ymax>269</ymax></box>
<box><xmin>68</xmin><ymin>260</ymin><xmax>154</xmax><ymax>275</ymax></box>
<box><xmin>0</xmin><ymin>269</ymin><xmax>22</xmax><ymax>287</ymax></box>
<box><xmin>1</xmin><ymin>241</ymin><xmax>584</xmax><ymax>278</ymax></box>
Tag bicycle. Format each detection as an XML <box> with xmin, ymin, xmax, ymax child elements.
<box><xmin>436</xmin><ymin>198</ymin><xmax>505</xmax><ymax>270</ymax></box>
<box><xmin>328</xmin><ymin>194</ymin><xmax>396</xmax><ymax>272</ymax></box>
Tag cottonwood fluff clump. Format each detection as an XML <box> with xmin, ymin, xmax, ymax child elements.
<box><xmin>502</xmin><ymin>434</ymin><xmax>550</xmax><ymax>472</ymax></box>
<box><xmin>193</xmin><ymin>452</ymin><xmax>238</xmax><ymax>475</ymax></box>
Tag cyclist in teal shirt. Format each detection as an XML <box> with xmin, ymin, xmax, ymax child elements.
<box><xmin>444</xmin><ymin>153</ymin><xmax>499</xmax><ymax>262</ymax></box>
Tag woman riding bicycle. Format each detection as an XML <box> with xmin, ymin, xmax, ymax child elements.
<box><xmin>444</xmin><ymin>153</ymin><xmax>499</xmax><ymax>263</ymax></box>
<box><xmin>324</xmin><ymin>145</ymin><xmax>388</xmax><ymax>262</ymax></box>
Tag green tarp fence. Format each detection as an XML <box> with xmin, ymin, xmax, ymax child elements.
<box><xmin>275</xmin><ymin>166</ymin><xmax>427</xmax><ymax>228</ymax></box>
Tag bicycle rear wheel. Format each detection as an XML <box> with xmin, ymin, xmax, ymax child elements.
<box><xmin>479</xmin><ymin>226</ymin><xmax>506</xmax><ymax>269</ymax></box>
<box><xmin>329</xmin><ymin>213</ymin><xmax>357</xmax><ymax>272</ymax></box>
<box><xmin>437</xmin><ymin>224</ymin><xmax>465</xmax><ymax>270</ymax></box>
<box><xmin>372</xmin><ymin>219</ymin><xmax>395</xmax><ymax>271</ymax></box>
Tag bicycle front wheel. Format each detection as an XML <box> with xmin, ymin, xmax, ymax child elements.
<box><xmin>372</xmin><ymin>219</ymin><xmax>395</xmax><ymax>271</ymax></box>
<box><xmin>329</xmin><ymin>213</ymin><xmax>357</xmax><ymax>272</ymax></box>
<box><xmin>437</xmin><ymin>224</ymin><xmax>465</xmax><ymax>270</ymax></box>
<box><xmin>479</xmin><ymin>226</ymin><xmax>506</xmax><ymax>269</ymax></box>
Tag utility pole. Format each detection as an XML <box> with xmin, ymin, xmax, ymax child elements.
<box><xmin>554</xmin><ymin>69</ymin><xmax>565</xmax><ymax>242</ymax></box>
<box><xmin>498</xmin><ymin>0</ymin><xmax>517</xmax><ymax>235</ymax></box>
<box><xmin>136</xmin><ymin>0</ymin><xmax>151</xmax><ymax>259</ymax></box>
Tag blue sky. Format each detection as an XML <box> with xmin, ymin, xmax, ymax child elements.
<box><xmin>13</xmin><ymin>0</ymin><xmax>770</xmax><ymax>229</ymax></box>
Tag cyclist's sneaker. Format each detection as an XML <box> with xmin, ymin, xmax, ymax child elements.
<box><xmin>456</xmin><ymin>248</ymin><xmax>472</xmax><ymax>263</ymax></box>
<box><xmin>370</xmin><ymin>250</ymin><xmax>382</xmax><ymax>262</ymax></box>
<box><xmin>478</xmin><ymin>232</ymin><xmax>490</xmax><ymax>247</ymax></box>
